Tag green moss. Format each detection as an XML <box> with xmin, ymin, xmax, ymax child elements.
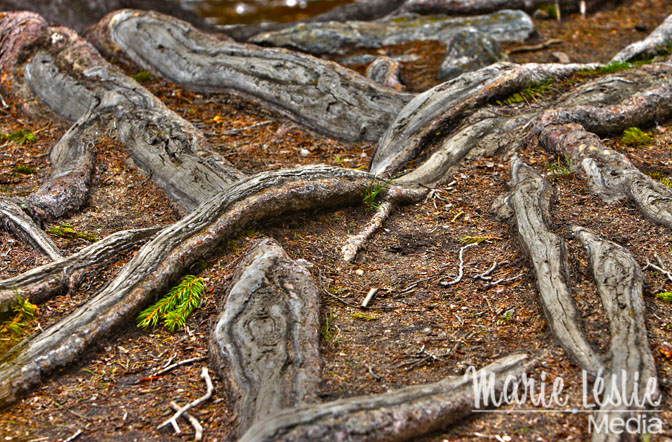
<box><xmin>496</xmin><ymin>79</ymin><xmax>553</xmax><ymax>106</ymax></box>
<box><xmin>132</xmin><ymin>71</ymin><xmax>152</xmax><ymax>82</ymax></box>
<box><xmin>536</xmin><ymin>3</ymin><xmax>558</xmax><ymax>19</ymax></box>
<box><xmin>621</xmin><ymin>127</ymin><xmax>652</xmax><ymax>147</ymax></box>
<box><xmin>46</xmin><ymin>223</ymin><xmax>98</xmax><ymax>242</ymax></box>
<box><xmin>12</xmin><ymin>164</ymin><xmax>36</xmax><ymax>175</ymax></box>
<box><xmin>0</xmin><ymin>129</ymin><xmax>36</xmax><ymax>145</ymax></box>
<box><xmin>351</xmin><ymin>312</ymin><xmax>376</xmax><ymax>321</ymax></box>
<box><xmin>656</xmin><ymin>292</ymin><xmax>672</xmax><ymax>303</ymax></box>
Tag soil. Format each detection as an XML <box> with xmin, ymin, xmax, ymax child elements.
<box><xmin>2</xmin><ymin>0</ymin><xmax>672</xmax><ymax>441</ymax></box>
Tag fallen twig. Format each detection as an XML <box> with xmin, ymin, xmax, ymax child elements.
<box><xmin>219</xmin><ymin>121</ymin><xmax>273</xmax><ymax>136</ymax></box>
<box><xmin>157</xmin><ymin>367</ymin><xmax>214</xmax><ymax>432</ymax></box>
<box><xmin>342</xmin><ymin>200</ymin><xmax>395</xmax><ymax>262</ymax></box>
<box><xmin>153</xmin><ymin>356</ymin><xmax>207</xmax><ymax>377</ymax></box>
<box><xmin>507</xmin><ymin>39</ymin><xmax>562</xmax><ymax>54</ymax></box>
<box><xmin>63</xmin><ymin>430</ymin><xmax>82</xmax><ymax>442</ymax></box>
<box><xmin>170</xmin><ymin>401</ymin><xmax>203</xmax><ymax>441</ymax></box>
<box><xmin>362</xmin><ymin>288</ymin><xmax>378</xmax><ymax>308</ymax></box>
<box><xmin>643</xmin><ymin>254</ymin><xmax>672</xmax><ymax>283</ymax></box>
<box><xmin>484</xmin><ymin>273</ymin><xmax>525</xmax><ymax>290</ymax></box>
<box><xmin>440</xmin><ymin>244</ymin><xmax>477</xmax><ymax>286</ymax></box>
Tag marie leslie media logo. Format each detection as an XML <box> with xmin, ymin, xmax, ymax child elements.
<box><xmin>464</xmin><ymin>366</ymin><xmax>664</xmax><ymax>436</ymax></box>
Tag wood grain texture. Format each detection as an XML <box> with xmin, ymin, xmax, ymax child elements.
<box><xmin>91</xmin><ymin>10</ymin><xmax>413</xmax><ymax>142</ymax></box>
<box><xmin>210</xmin><ymin>238</ymin><xmax>321</xmax><ymax>435</ymax></box>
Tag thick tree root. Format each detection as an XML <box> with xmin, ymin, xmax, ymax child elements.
<box><xmin>0</xmin><ymin>227</ymin><xmax>160</xmax><ymax>312</ymax></box>
<box><xmin>395</xmin><ymin>0</ymin><xmax>609</xmax><ymax>16</ymax></box>
<box><xmin>0</xmin><ymin>165</ymin><xmax>420</xmax><ymax>408</ymax></box>
<box><xmin>248</xmin><ymin>10</ymin><xmax>535</xmax><ymax>56</ymax></box>
<box><xmin>0</xmin><ymin>199</ymin><xmax>62</xmax><ymax>262</ymax></box>
<box><xmin>210</xmin><ymin>238</ymin><xmax>321</xmax><ymax>435</ymax></box>
<box><xmin>505</xmin><ymin>158</ymin><xmax>602</xmax><ymax>372</ymax></box>
<box><xmin>538</xmin><ymin>123</ymin><xmax>672</xmax><ymax>227</ymax></box>
<box><xmin>90</xmin><ymin>10</ymin><xmax>413</xmax><ymax>143</ymax></box>
<box><xmin>370</xmin><ymin>62</ymin><xmax>593</xmax><ymax>178</ymax></box>
<box><xmin>240</xmin><ymin>353</ymin><xmax>533</xmax><ymax>442</ymax></box>
<box><xmin>574</xmin><ymin>228</ymin><xmax>659</xmax><ymax>442</ymax></box>
<box><xmin>612</xmin><ymin>14</ymin><xmax>672</xmax><ymax>63</ymax></box>
<box><xmin>0</xmin><ymin>12</ymin><xmax>243</xmax><ymax>212</ymax></box>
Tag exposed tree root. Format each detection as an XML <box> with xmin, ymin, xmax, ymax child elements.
<box><xmin>90</xmin><ymin>10</ymin><xmax>413</xmax><ymax>143</ymax></box>
<box><xmin>538</xmin><ymin>123</ymin><xmax>672</xmax><ymax>227</ymax></box>
<box><xmin>0</xmin><ymin>227</ymin><xmax>160</xmax><ymax>312</ymax></box>
<box><xmin>394</xmin><ymin>0</ymin><xmax>609</xmax><ymax>16</ymax></box>
<box><xmin>0</xmin><ymin>165</ymin><xmax>420</xmax><ymax>408</ymax></box>
<box><xmin>240</xmin><ymin>353</ymin><xmax>533</xmax><ymax>442</ymax></box>
<box><xmin>0</xmin><ymin>199</ymin><xmax>62</xmax><ymax>262</ymax></box>
<box><xmin>342</xmin><ymin>200</ymin><xmax>396</xmax><ymax>263</ymax></box>
<box><xmin>574</xmin><ymin>228</ymin><xmax>659</xmax><ymax>442</ymax></box>
<box><xmin>505</xmin><ymin>158</ymin><xmax>602</xmax><ymax>372</ymax></box>
<box><xmin>612</xmin><ymin>14</ymin><xmax>672</xmax><ymax>62</ymax></box>
<box><xmin>370</xmin><ymin>62</ymin><xmax>593</xmax><ymax>178</ymax></box>
<box><xmin>210</xmin><ymin>238</ymin><xmax>321</xmax><ymax>435</ymax></box>
<box><xmin>0</xmin><ymin>12</ymin><xmax>243</xmax><ymax>213</ymax></box>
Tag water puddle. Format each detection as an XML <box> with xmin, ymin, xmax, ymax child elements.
<box><xmin>182</xmin><ymin>0</ymin><xmax>354</xmax><ymax>25</ymax></box>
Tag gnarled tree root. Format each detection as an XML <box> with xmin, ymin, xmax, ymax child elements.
<box><xmin>574</xmin><ymin>228</ymin><xmax>659</xmax><ymax>442</ymax></box>
<box><xmin>538</xmin><ymin>123</ymin><xmax>672</xmax><ymax>229</ymax></box>
<box><xmin>505</xmin><ymin>158</ymin><xmax>602</xmax><ymax>372</ymax></box>
<box><xmin>240</xmin><ymin>353</ymin><xmax>533</xmax><ymax>442</ymax></box>
<box><xmin>612</xmin><ymin>14</ymin><xmax>672</xmax><ymax>63</ymax></box>
<box><xmin>0</xmin><ymin>165</ymin><xmax>420</xmax><ymax>408</ymax></box>
<box><xmin>0</xmin><ymin>199</ymin><xmax>62</xmax><ymax>261</ymax></box>
<box><xmin>370</xmin><ymin>62</ymin><xmax>595</xmax><ymax>178</ymax></box>
<box><xmin>209</xmin><ymin>238</ymin><xmax>321</xmax><ymax>435</ymax></box>
<box><xmin>395</xmin><ymin>0</ymin><xmax>609</xmax><ymax>16</ymax></box>
<box><xmin>90</xmin><ymin>10</ymin><xmax>413</xmax><ymax>143</ymax></box>
<box><xmin>0</xmin><ymin>227</ymin><xmax>160</xmax><ymax>312</ymax></box>
<box><xmin>0</xmin><ymin>12</ymin><xmax>243</xmax><ymax>213</ymax></box>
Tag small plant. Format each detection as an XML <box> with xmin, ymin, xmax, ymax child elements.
<box><xmin>458</xmin><ymin>235</ymin><xmax>501</xmax><ymax>245</ymax></box>
<box><xmin>496</xmin><ymin>309</ymin><xmax>514</xmax><ymax>325</ymax></box>
<box><xmin>351</xmin><ymin>312</ymin><xmax>376</xmax><ymax>321</ymax></box>
<box><xmin>647</xmin><ymin>171</ymin><xmax>672</xmax><ymax>187</ymax></box>
<box><xmin>46</xmin><ymin>223</ymin><xmax>98</xmax><ymax>242</ymax></box>
<box><xmin>13</xmin><ymin>164</ymin><xmax>36</xmax><ymax>175</ymax></box>
<box><xmin>320</xmin><ymin>309</ymin><xmax>339</xmax><ymax>343</ymax></box>
<box><xmin>621</xmin><ymin>127</ymin><xmax>652</xmax><ymax>147</ymax></box>
<box><xmin>132</xmin><ymin>71</ymin><xmax>152</xmax><ymax>82</ymax></box>
<box><xmin>363</xmin><ymin>177</ymin><xmax>391</xmax><ymax>210</ymax></box>
<box><xmin>536</xmin><ymin>3</ymin><xmax>558</xmax><ymax>19</ymax></box>
<box><xmin>1</xmin><ymin>293</ymin><xmax>38</xmax><ymax>336</ymax></box>
<box><xmin>656</xmin><ymin>292</ymin><xmax>672</xmax><ymax>303</ymax></box>
<box><xmin>547</xmin><ymin>154</ymin><xmax>573</xmax><ymax>177</ymax></box>
<box><xmin>0</xmin><ymin>129</ymin><xmax>36</xmax><ymax>145</ymax></box>
<box><xmin>137</xmin><ymin>275</ymin><xmax>204</xmax><ymax>332</ymax></box>
<box><xmin>496</xmin><ymin>79</ymin><xmax>553</xmax><ymax>106</ymax></box>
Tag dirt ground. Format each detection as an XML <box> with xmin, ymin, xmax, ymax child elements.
<box><xmin>2</xmin><ymin>0</ymin><xmax>672</xmax><ymax>440</ymax></box>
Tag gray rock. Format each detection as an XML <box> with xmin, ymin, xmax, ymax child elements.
<box><xmin>250</xmin><ymin>10</ymin><xmax>536</xmax><ymax>56</ymax></box>
<box><xmin>438</xmin><ymin>28</ymin><xmax>506</xmax><ymax>82</ymax></box>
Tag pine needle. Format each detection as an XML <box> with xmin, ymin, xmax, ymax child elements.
<box><xmin>137</xmin><ymin>275</ymin><xmax>204</xmax><ymax>331</ymax></box>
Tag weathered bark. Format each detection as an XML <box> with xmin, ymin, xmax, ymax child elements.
<box><xmin>395</xmin><ymin>0</ymin><xmax>611</xmax><ymax>15</ymax></box>
<box><xmin>0</xmin><ymin>165</ymin><xmax>422</xmax><ymax>408</ymax></box>
<box><xmin>0</xmin><ymin>12</ymin><xmax>244</xmax><ymax>213</ymax></box>
<box><xmin>612</xmin><ymin>14</ymin><xmax>672</xmax><ymax>62</ymax></box>
<box><xmin>0</xmin><ymin>199</ymin><xmax>62</xmax><ymax>262</ymax></box>
<box><xmin>0</xmin><ymin>227</ymin><xmax>160</xmax><ymax>313</ymax></box>
<box><xmin>574</xmin><ymin>228</ymin><xmax>659</xmax><ymax>442</ymax></box>
<box><xmin>366</xmin><ymin>56</ymin><xmax>405</xmax><ymax>90</ymax></box>
<box><xmin>505</xmin><ymin>158</ymin><xmax>602</xmax><ymax>373</ymax></box>
<box><xmin>538</xmin><ymin>123</ymin><xmax>672</xmax><ymax>229</ymax></box>
<box><xmin>0</xmin><ymin>0</ymin><xmax>214</xmax><ymax>34</ymax></box>
<box><xmin>371</xmin><ymin>62</ymin><xmax>592</xmax><ymax>178</ymax></box>
<box><xmin>240</xmin><ymin>353</ymin><xmax>533</xmax><ymax>442</ymax></box>
<box><xmin>91</xmin><ymin>10</ymin><xmax>413</xmax><ymax>143</ymax></box>
<box><xmin>220</xmin><ymin>0</ymin><xmax>408</xmax><ymax>42</ymax></box>
<box><xmin>210</xmin><ymin>238</ymin><xmax>321</xmax><ymax>436</ymax></box>
<box><xmin>249</xmin><ymin>10</ymin><xmax>535</xmax><ymax>56</ymax></box>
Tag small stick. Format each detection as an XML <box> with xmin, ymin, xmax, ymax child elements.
<box><xmin>63</xmin><ymin>430</ymin><xmax>82</xmax><ymax>442</ymax></box>
<box><xmin>220</xmin><ymin>121</ymin><xmax>272</xmax><ymax>136</ymax></box>
<box><xmin>153</xmin><ymin>356</ymin><xmax>207</xmax><ymax>377</ymax></box>
<box><xmin>362</xmin><ymin>288</ymin><xmax>378</xmax><ymax>308</ymax></box>
<box><xmin>507</xmin><ymin>39</ymin><xmax>563</xmax><ymax>54</ymax></box>
<box><xmin>442</xmin><ymin>244</ymin><xmax>477</xmax><ymax>286</ymax></box>
<box><xmin>0</xmin><ymin>92</ymin><xmax>7</xmax><ymax>108</ymax></box>
<box><xmin>473</xmin><ymin>261</ymin><xmax>498</xmax><ymax>281</ymax></box>
<box><xmin>643</xmin><ymin>255</ymin><xmax>672</xmax><ymax>283</ymax></box>
<box><xmin>555</xmin><ymin>0</ymin><xmax>561</xmax><ymax>21</ymax></box>
<box><xmin>157</xmin><ymin>367</ymin><xmax>214</xmax><ymax>431</ymax></box>
<box><xmin>484</xmin><ymin>273</ymin><xmax>524</xmax><ymax>290</ymax></box>
<box><xmin>342</xmin><ymin>200</ymin><xmax>395</xmax><ymax>262</ymax></box>
<box><xmin>170</xmin><ymin>401</ymin><xmax>203</xmax><ymax>441</ymax></box>
<box><xmin>580</xmin><ymin>0</ymin><xmax>586</xmax><ymax>18</ymax></box>
<box><xmin>367</xmin><ymin>365</ymin><xmax>382</xmax><ymax>381</ymax></box>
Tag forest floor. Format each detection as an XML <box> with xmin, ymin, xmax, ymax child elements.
<box><xmin>2</xmin><ymin>0</ymin><xmax>672</xmax><ymax>441</ymax></box>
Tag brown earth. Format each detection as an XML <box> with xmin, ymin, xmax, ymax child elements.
<box><xmin>2</xmin><ymin>0</ymin><xmax>672</xmax><ymax>441</ymax></box>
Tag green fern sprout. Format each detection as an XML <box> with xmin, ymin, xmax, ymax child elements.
<box><xmin>1</xmin><ymin>293</ymin><xmax>38</xmax><ymax>335</ymax></box>
<box><xmin>137</xmin><ymin>275</ymin><xmax>204</xmax><ymax>332</ymax></box>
